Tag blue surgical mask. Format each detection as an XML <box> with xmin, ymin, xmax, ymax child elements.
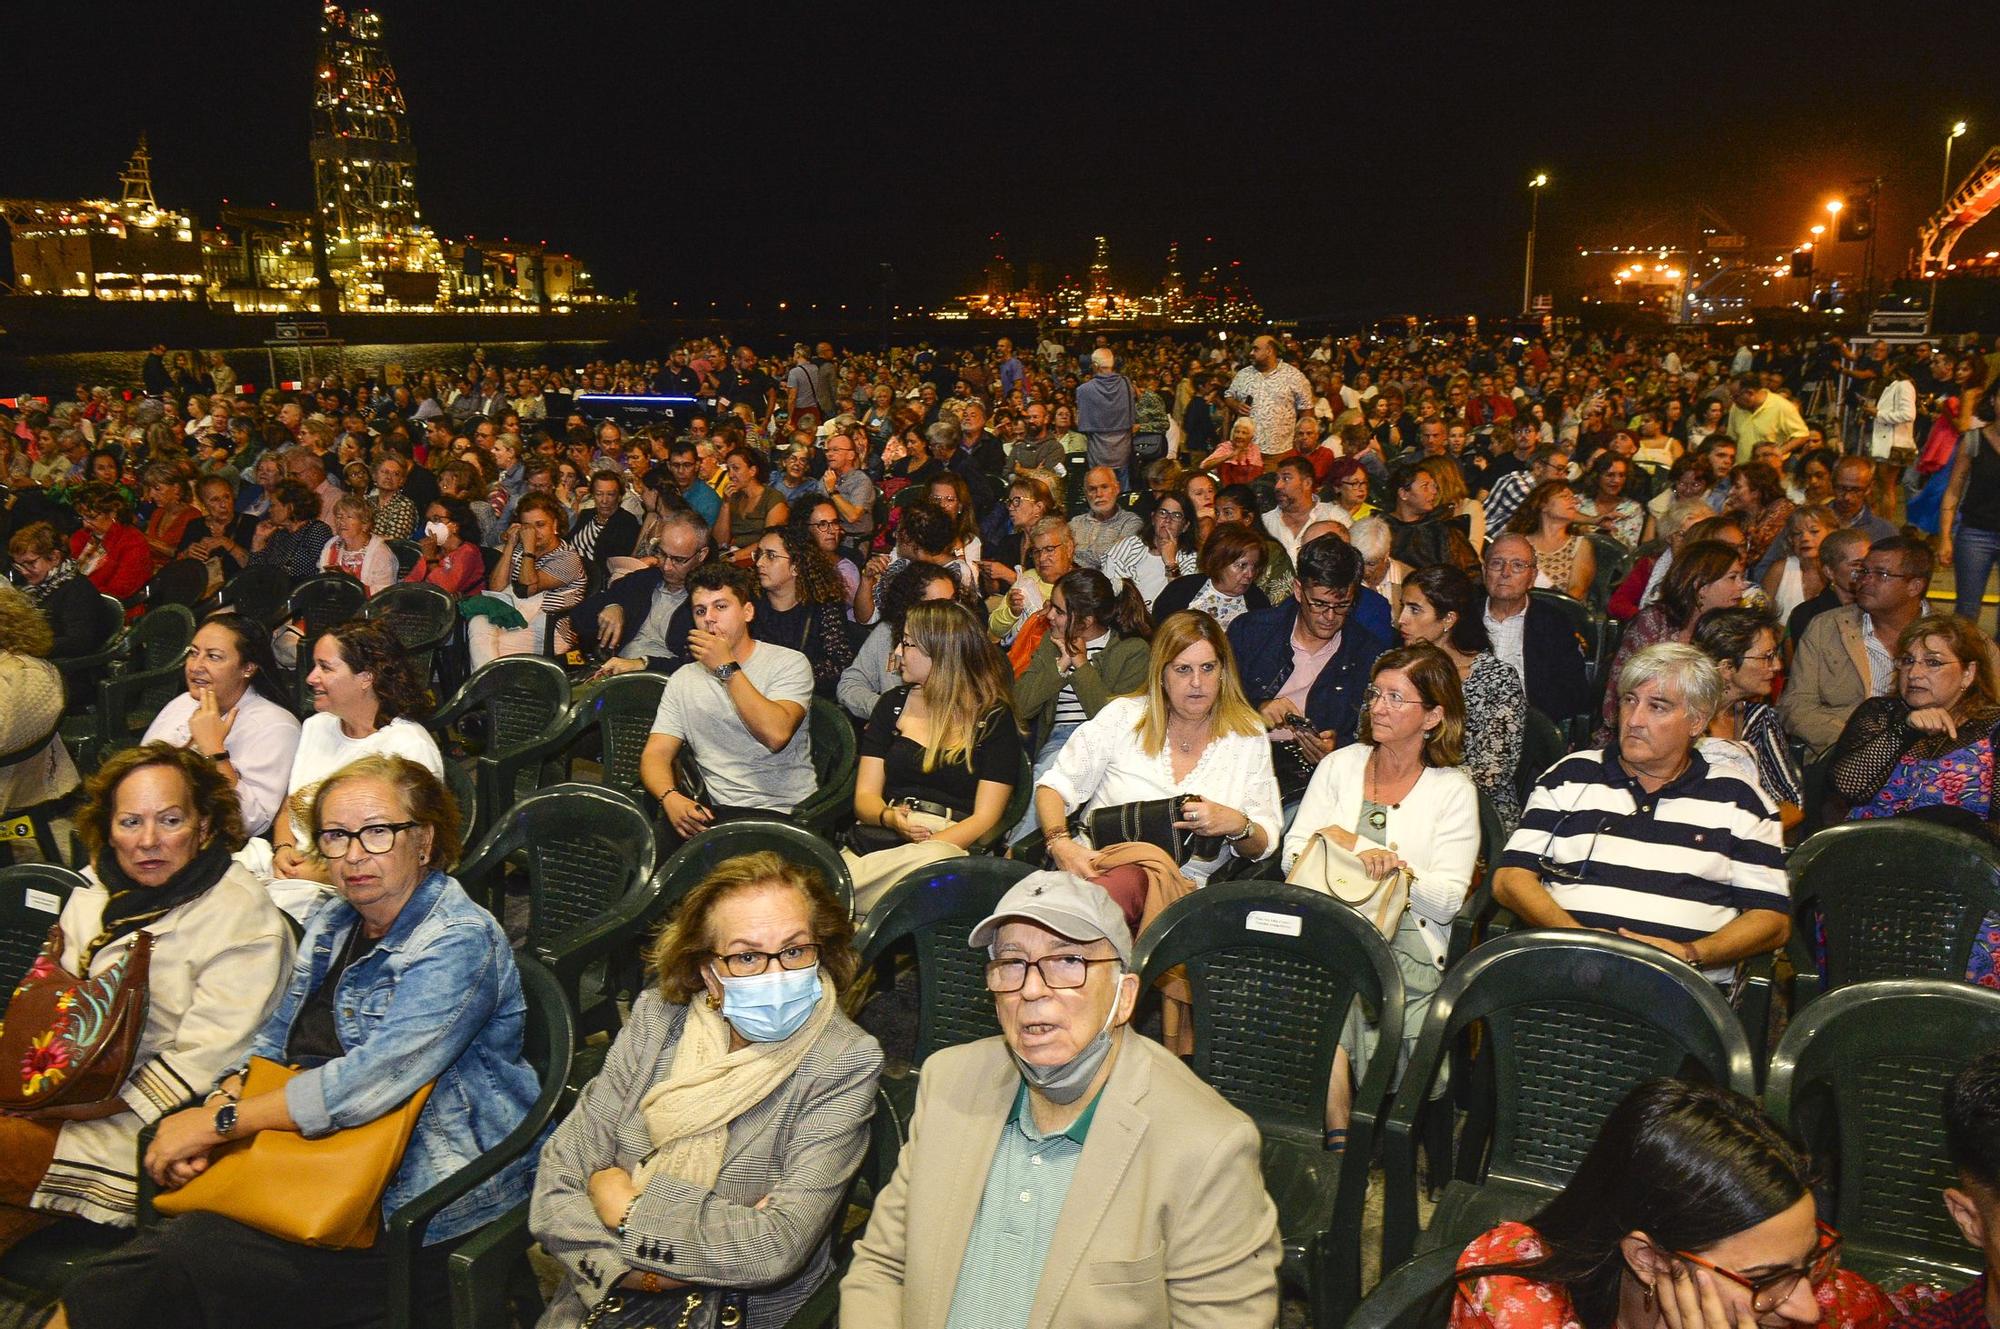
<box><xmin>712</xmin><ymin>962</ymin><xmax>821</xmax><ymax>1043</ymax></box>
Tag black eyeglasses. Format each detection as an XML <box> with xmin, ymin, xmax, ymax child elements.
<box><xmin>711</xmin><ymin>943</ymin><xmax>821</xmax><ymax>978</ymax></box>
<box><xmin>1534</xmin><ymin>807</ymin><xmax>1609</xmax><ymax>884</ymax></box>
<box><xmin>985</xmin><ymin>954</ymin><xmax>1121</xmax><ymax>992</ymax></box>
<box><xmin>315</xmin><ymin>821</ymin><xmax>421</xmax><ymax>859</ymax></box>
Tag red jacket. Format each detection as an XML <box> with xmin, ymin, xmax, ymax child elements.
<box><xmin>72</xmin><ymin>522</ymin><xmax>152</xmax><ymax>600</ymax></box>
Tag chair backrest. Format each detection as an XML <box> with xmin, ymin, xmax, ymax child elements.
<box><xmin>1787</xmin><ymin>820</ymin><xmax>2000</xmax><ymax>994</ymax></box>
<box><xmin>540</xmin><ymin>672</ymin><xmax>670</xmax><ymax>807</ymax></box>
<box><xmin>1765</xmin><ymin>980</ymin><xmax>2000</xmax><ymax>1286</ymax></box>
<box><xmin>513</xmin><ymin>954</ymin><xmax>579</xmax><ymax>1105</ymax></box>
<box><xmin>0</xmin><ymin>864</ymin><xmax>88</xmax><ymax>992</ymax></box>
<box><xmin>1343</xmin><ymin>1246</ymin><xmax>1465</xmax><ymax>1329</ymax></box>
<box><xmin>142</xmin><ymin>557</ymin><xmax>212</xmax><ymax>611</ymax></box>
<box><xmin>287</xmin><ymin>572</ymin><xmax>368</xmax><ymax>646</ymax></box>
<box><xmin>650</xmin><ymin>818</ymin><xmax>855</xmax><ymax>923</ymax></box>
<box><xmin>129</xmin><ymin>602</ymin><xmax>198</xmax><ymax>671</ymax></box>
<box><xmin>456</xmin><ymin>783</ymin><xmax>656</xmax><ymax>960</ymax></box>
<box><xmin>1408</xmin><ymin>930</ymin><xmax>1756</xmax><ymax>1192</ymax></box>
<box><xmin>1584</xmin><ymin>530</ymin><xmax>1632</xmax><ymax>613</ymax></box>
<box><xmin>1514</xmin><ymin>707</ymin><xmax>1568</xmax><ymax>809</ymax></box>
<box><xmin>852</xmin><ymin>856</ymin><xmax>1036</xmax><ymax>1066</ymax></box>
<box><xmin>217</xmin><ymin>563</ymin><xmax>293</xmax><ymax>628</ymax></box>
<box><xmin>1133</xmin><ymin>881</ymin><xmax>1405</xmax><ymax>1149</ymax></box>
<box><xmin>96</xmin><ymin>604</ymin><xmax>198</xmax><ymax>753</ymax></box>
<box><xmin>793</xmin><ymin>696</ymin><xmax>861</xmax><ymax>836</ymax></box>
<box><xmin>51</xmin><ymin>595</ymin><xmax>127</xmax><ymax>670</ymax></box>
<box><xmin>360</xmin><ymin>582</ymin><xmax>457</xmax><ymax>659</ymax></box>
<box><xmin>441</xmin><ymin>759</ymin><xmax>479</xmax><ymax>851</ymax></box>
<box><xmin>1529</xmin><ymin>588</ymin><xmax>1608</xmax><ymax>680</ymax></box>
<box><xmin>387</xmin><ymin>539</ymin><xmax>423</xmax><ymax>578</ymax></box>
<box><xmin>433</xmin><ymin>656</ymin><xmax>572</xmax><ymax>826</ymax></box>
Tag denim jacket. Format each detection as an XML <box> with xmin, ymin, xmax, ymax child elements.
<box><xmin>244</xmin><ymin>871</ymin><xmax>540</xmax><ymax>1245</ymax></box>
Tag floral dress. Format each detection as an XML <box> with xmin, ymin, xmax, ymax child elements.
<box><xmin>1462</xmin><ymin>652</ymin><xmax>1526</xmax><ymax>837</ymax></box>
<box><xmin>1452</xmin><ymin>1222</ymin><xmax>1927</xmax><ymax>1329</ymax></box>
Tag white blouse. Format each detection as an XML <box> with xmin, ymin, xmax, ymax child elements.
<box><xmin>1038</xmin><ymin>695</ymin><xmax>1281</xmax><ymax>879</ymax></box>
<box><xmin>1283</xmin><ymin>743</ymin><xmax>1480</xmax><ymax>966</ymax></box>
<box><xmin>143</xmin><ymin>689</ymin><xmax>303</xmax><ymax>836</ymax></box>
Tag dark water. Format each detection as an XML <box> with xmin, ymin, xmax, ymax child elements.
<box><xmin>0</xmin><ymin>340</ymin><xmax>615</xmax><ymax>398</ymax></box>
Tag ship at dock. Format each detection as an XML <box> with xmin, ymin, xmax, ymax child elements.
<box><xmin>0</xmin><ymin>3</ymin><xmax>637</xmax><ymax>357</ymax></box>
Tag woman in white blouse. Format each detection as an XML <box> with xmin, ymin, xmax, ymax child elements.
<box><xmin>140</xmin><ymin>613</ymin><xmax>302</xmax><ymax>837</ymax></box>
<box><xmin>316</xmin><ymin>493</ymin><xmax>397</xmax><ymax>596</ymax></box>
<box><xmin>1036</xmin><ymin>609</ymin><xmax>1281</xmax><ymax>883</ymax></box>
<box><xmin>1283</xmin><ymin>643</ymin><xmax>1479</xmax><ymax>1150</ymax></box>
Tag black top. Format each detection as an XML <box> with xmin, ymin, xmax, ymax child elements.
<box><xmin>861</xmin><ymin>686</ymin><xmax>1022</xmax><ymax>817</ymax></box>
<box><xmin>285</xmin><ymin>923</ymin><xmax>380</xmax><ymax>1066</ymax></box>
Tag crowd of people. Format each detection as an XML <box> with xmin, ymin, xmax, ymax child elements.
<box><xmin>2</xmin><ymin>317</ymin><xmax>2000</xmax><ymax>1327</ymax></box>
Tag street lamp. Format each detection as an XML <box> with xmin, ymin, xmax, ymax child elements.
<box><xmin>1521</xmin><ymin>173</ymin><xmax>1549</xmax><ymax>316</ymax></box>
<box><xmin>1944</xmin><ymin>120</ymin><xmax>1970</xmax><ymax>209</ymax></box>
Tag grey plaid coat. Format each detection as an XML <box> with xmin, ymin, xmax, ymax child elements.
<box><xmin>529</xmin><ymin>990</ymin><xmax>884</xmax><ymax>1328</ymax></box>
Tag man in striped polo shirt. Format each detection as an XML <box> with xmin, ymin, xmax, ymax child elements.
<box><xmin>1494</xmin><ymin>642</ymin><xmax>1789</xmax><ymax>983</ymax></box>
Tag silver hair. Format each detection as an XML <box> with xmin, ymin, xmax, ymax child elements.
<box><xmin>1348</xmin><ymin>515</ymin><xmax>1392</xmax><ymax>562</ymax></box>
<box><xmin>1617</xmin><ymin>642</ymin><xmax>1725</xmax><ymax>728</ymax></box>
<box><xmin>1029</xmin><ymin>513</ymin><xmax>1073</xmax><ymax>544</ymax></box>
<box><xmin>1090</xmin><ymin>347</ymin><xmax>1116</xmax><ymax>373</ymax></box>
<box><xmin>926</xmin><ymin>416</ymin><xmax>963</xmax><ymax>451</ymax></box>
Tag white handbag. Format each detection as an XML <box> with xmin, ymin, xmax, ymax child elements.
<box><xmin>1284</xmin><ymin>832</ymin><xmax>1412</xmax><ymax>939</ymax></box>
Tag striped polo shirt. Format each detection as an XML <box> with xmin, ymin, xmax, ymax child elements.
<box><xmin>1498</xmin><ymin>747</ymin><xmax>1788</xmax><ymax>981</ymax></box>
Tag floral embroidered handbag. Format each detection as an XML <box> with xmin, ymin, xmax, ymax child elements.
<box><xmin>0</xmin><ymin>925</ymin><xmax>152</xmax><ymax>1120</ymax></box>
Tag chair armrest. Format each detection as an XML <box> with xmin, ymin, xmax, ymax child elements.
<box><xmin>451</xmin><ymin>826</ymin><xmax>514</xmax><ymax>917</ymax></box>
<box><xmin>445</xmin><ymin>1202</ymin><xmax>535</xmax><ymax>1329</ymax></box>
<box><xmin>475</xmin><ymin>699</ymin><xmax>590</xmax><ymax>818</ymax></box>
<box><xmin>1448</xmin><ymin>875</ymin><xmax>1494</xmax><ymax>969</ymax></box>
<box><xmin>1736</xmin><ymin>949</ymin><xmax>1778</xmax><ymax>1086</ymax></box>
<box><xmin>1380</xmin><ymin>1012</ymin><xmax>1458</xmax><ymax>1270</ymax></box>
<box><xmin>383</xmin><ymin>1054</ymin><xmax>573</xmax><ymax>1329</ymax></box>
<box><xmin>1784</xmin><ymin>926</ymin><xmax>1820</xmax><ymax>1012</ymax></box>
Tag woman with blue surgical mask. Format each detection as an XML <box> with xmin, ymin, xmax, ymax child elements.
<box><xmin>528</xmin><ymin>852</ymin><xmax>885</xmax><ymax>1328</ymax></box>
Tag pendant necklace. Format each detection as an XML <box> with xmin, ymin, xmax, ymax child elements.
<box><xmin>1365</xmin><ymin>751</ymin><xmax>1395</xmax><ymax>830</ymax></box>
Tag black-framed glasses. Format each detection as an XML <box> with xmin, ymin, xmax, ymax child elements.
<box><xmin>1301</xmin><ymin>594</ymin><xmax>1354</xmax><ymax>617</ymax></box>
<box><xmin>809</xmin><ymin>518</ymin><xmax>841</xmax><ymax>531</ymax></box>
<box><xmin>1668</xmin><ymin>1221</ymin><xmax>1841</xmax><ymax>1314</ymax></box>
<box><xmin>315</xmin><ymin>821</ymin><xmax>421</xmax><ymax>859</ymax></box>
<box><xmin>712</xmin><ymin>943</ymin><xmax>821</xmax><ymax>978</ymax></box>
<box><xmin>1534</xmin><ymin>807</ymin><xmax>1609</xmax><ymax>884</ymax></box>
<box><xmin>985</xmin><ymin>954</ymin><xmax>1122</xmax><ymax>992</ymax></box>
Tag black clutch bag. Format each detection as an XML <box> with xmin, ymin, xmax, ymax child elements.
<box><xmin>1082</xmin><ymin>795</ymin><xmax>1225</xmax><ymax>866</ymax></box>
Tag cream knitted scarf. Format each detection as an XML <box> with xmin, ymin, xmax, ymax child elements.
<box><xmin>631</xmin><ymin>973</ymin><xmax>836</xmax><ymax>1191</ymax></box>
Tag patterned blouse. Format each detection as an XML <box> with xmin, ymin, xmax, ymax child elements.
<box><xmin>1533</xmin><ymin>535</ymin><xmax>1585</xmax><ymax>595</ymax></box>
<box><xmin>1578</xmin><ymin>495</ymin><xmax>1644</xmax><ymax>548</ymax></box>
<box><xmin>1463</xmin><ymin>652</ymin><xmax>1527</xmax><ymax>837</ymax></box>
<box><xmin>1452</xmin><ymin>1222</ymin><xmax>1921</xmax><ymax>1329</ymax></box>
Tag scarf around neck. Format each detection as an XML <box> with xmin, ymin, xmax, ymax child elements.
<box><xmin>23</xmin><ymin>559</ymin><xmax>80</xmax><ymax>606</ymax></box>
<box><xmin>87</xmin><ymin>838</ymin><xmax>232</xmax><ymax>968</ymax></box>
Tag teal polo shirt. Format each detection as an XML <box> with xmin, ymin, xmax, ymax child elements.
<box><xmin>942</xmin><ymin>1081</ymin><xmax>1102</xmax><ymax>1329</ymax></box>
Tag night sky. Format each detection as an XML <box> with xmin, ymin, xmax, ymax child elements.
<box><xmin>4</xmin><ymin>1</ymin><xmax>1997</xmax><ymax>321</ymax></box>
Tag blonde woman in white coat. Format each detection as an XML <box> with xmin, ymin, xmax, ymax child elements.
<box><xmin>1282</xmin><ymin>643</ymin><xmax>1479</xmax><ymax>1151</ymax></box>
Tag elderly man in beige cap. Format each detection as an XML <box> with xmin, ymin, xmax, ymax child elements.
<box><xmin>842</xmin><ymin>871</ymin><xmax>1280</xmax><ymax>1328</ymax></box>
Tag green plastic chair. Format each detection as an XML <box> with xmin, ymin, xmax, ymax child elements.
<box><xmin>1132</xmin><ymin>880</ymin><xmax>1405</xmax><ymax>1327</ymax></box>
<box><xmin>1583</xmin><ymin>530</ymin><xmax>1632</xmax><ymax>615</ymax></box>
<box><xmin>213</xmin><ymin>562</ymin><xmax>293</xmax><ymax>629</ymax></box>
<box><xmin>284</xmin><ymin>572</ymin><xmax>369</xmax><ymax>715</ymax></box>
<box><xmin>478</xmin><ymin>672</ymin><xmax>669</xmax><ymax>814</ymax></box>
<box><xmin>77</xmin><ymin>603</ymin><xmax>197</xmax><ymax>768</ymax></box>
<box><xmin>1513</xmin><ymin>708</ymin><xmax>1568</xmax><ymax>811</ymax></box>
<box><xmin>651</xmin><ymin>819</ymin><xmax>855</xmax><ymax>923</ymax></box>
<box><xmin>851</xmin><ymin>857</ymin><xmax>1034</xmax><ymax>1130</ymax></box>
<box><xmin>1784</xmin><ymin>819</ymin><xmax>2000</xmax><ymax>1009</ymax></box>
<box><xmin>1381</xmin><ymin>930</ymin><xmax>1757</xmax><ymax>1271</ymax></box>
<box><xmin>793</xmin><ymin>697</ymin><xmax>860</xmax><ymax>840</ymax></box>
<box><xmin>49</xmin><ymin>594</ymin><xmax>129</xmax><ymax>719</ymax></box>
<box><xmin>0</xmin><ymin>863</ymin><xmax>87</xmax><ymax>991</ymax></box>
<box><xmin>454</xmin><ymin>783</ymin><xmax>657</xmax><ymax>1040</ymax></box>
<box><xmin>429</xmin><ymin>656</ymin><xmax>572</xmax><ymax>842</ymax></box>
<box><xmin>441</xmin><ymin>758</ymin><xmax>479</xmax><ymax>852</ymax></box>
<box><xmin>359</xmin><ymin>581</ymin><xmax>458</xmax><ymax>684</ymax></box>
<box><xmin>1766</xmin><ymin>979</ymin><xmax>2000</xmax><ymax>1290</ymax></box>
<box><xmin>1449</xmin><ymin>791</ymin><xmax>1509</xmax><ymax>971</ymax></box>
<box><xmin>1339</xmin><ymin>1245</ymin><xmax>1464</xmax><ymax>1329</ymax></box>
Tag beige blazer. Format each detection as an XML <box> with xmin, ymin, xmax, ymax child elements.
<box><xmin>841</xmin><ymin>1031</ymin><xmax>1281</xmax><ymax>1329</ymax></box>
<box><xmin>1778</xmin><ymin>604</ymin><xmax>1879</xmax><ymax>759</ymax></box>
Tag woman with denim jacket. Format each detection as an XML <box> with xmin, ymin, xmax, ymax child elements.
<box><xmin>60</xmin><ymin>755</ymin><xmax>538</xmax><ymax>1329</ymax></box>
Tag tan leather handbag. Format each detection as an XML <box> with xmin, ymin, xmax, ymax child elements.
<box><xmin>1285</xmin><ymin>833</ymin><xmax>1412</xmax><ymax>939</ymax></box>
<box><xmin>154</xmin><ymin>1056</ymin><xmax>434</xmax><ymax>1248</ymax></box>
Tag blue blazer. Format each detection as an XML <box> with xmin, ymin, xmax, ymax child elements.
<box><xmin>1226</xmin><ymin>601</ymin><xmax>1388</xmax><ymax>743</ymax></box>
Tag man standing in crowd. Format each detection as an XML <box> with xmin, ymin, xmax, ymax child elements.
<box><xmin>1725</xmin><ymin>374</ymin><xmax>1810</xmax><ymax>456</ymax></box>
<box><xmin>842</xmin><ymin>871</ymin><xmax>1281</xmax><ymax>1325</ymax></box>
<box><xmin>1496</xmin><ymin>644</ymin><xmax>1788</xmax><ymax>984</ymax></box>
<box><xmin>1074</xmin><ymin>348</ymin><xmax>1135</xmax><ymax>487</ymax></box>
<box><xmin>1780</xmin><ymin>535</ymin><xmax>1935</xmax><ymax>758</ymax></box>
<box><xmin>1225</xmin><ymin>335</ymin><xmax>1314</xmax><ymax>466</ymax></box>
<box><xmin>640</xmin><ymin>562</ymin><xmax>815</xmax><ymax>840</ymax></box>
<box><xmin>717</xmin><ymin>345</ymin><xmax>778</xmax><ymax>426</ymax></box>
<box><xmin>1068</xmin><ymin>466</ymin><xmax>1141</xmax><ymax>570</ymax></box>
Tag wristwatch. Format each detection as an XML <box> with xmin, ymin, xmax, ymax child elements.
<box><xmin>713</xmin><ymin>661</ymin><xmax>742</xmax><ymax>683</ymax></box>
<box><xmin>213</xmin><ymin>1101</ymin><xmax>239</xmax><ymax>1139</ymax></box>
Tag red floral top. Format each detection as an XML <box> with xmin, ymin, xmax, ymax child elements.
<box><xmin>1451</xmin><ymin>1223</ymin><xmax>1918</xmax><ymax>1329</ymax></box>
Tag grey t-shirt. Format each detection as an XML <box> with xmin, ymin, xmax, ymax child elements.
<box><xmin>650</xmin><ymin>643</ymin><xmax>815</xmax><ymax>810</ymax></box>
